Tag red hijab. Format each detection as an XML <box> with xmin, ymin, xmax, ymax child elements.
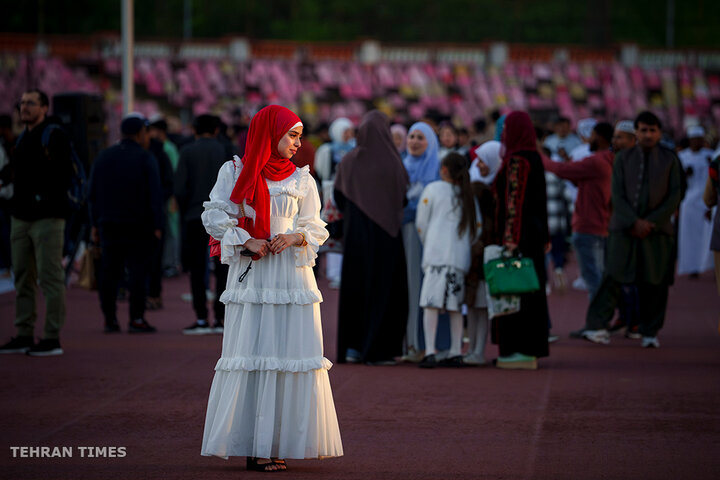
<box><xmin>230</xmin><ymin>105</ymin><xmax>301</xmax><ymax>240</ymax></box>
<box><xmin>501</xmin><ymin>111</ymin><xmax>537</xmax><ymax>164</ymax></box>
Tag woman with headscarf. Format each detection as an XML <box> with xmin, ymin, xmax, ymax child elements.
<box><xmin>401</xmin><ymin>122</ymin><xmax>441</xmax><ymax>362</ymax></box>
<box><xmin>463</xmin><ymin>140</ymin><xmax>502</xmax><ymax>365</ymax></box>
<box><xmin>491</xmin><ymin>111</ymin><xmax>550</xmax><ymax>370</ymax></box>
<box><xmin>314</xmin><ymin>117</ymin><xmax>355</xmax><ymax>288</ymax></box>
<box><xmin>334</xmin><ymin>110</ymin><xmax>409</xmax><ymax>365</ymax></box>
<box><xmin>201</xmin><ymin>105</ymin><xmax>343</xmax><ymax>471</ymax></box>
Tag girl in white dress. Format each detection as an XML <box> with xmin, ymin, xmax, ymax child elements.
<box><xmin>200</xmin><ymin>105</ymin><xmax>343</xmax><ymax>472</ymax></box>
<box><xmin>416</xmin><ymin>152</ymin><xmax>481</xmax><ymax>368</ymax></box>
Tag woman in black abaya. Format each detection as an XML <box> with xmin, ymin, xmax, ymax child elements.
<box><xmin>334</xmin><ymin>110</ymin><xmax>409</xmax><ymax>365</ymax></box>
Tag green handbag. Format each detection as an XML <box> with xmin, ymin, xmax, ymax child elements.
<box><xmin>483</xmin><ymin>255</ymin><xmax>540</xmax><ymax>296</ymax></box>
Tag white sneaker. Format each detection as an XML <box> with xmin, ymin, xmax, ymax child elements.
<box><xmin>641</xmin><ymin>336</ymin><xmax>660</xmax><ymax>348</ymax></box>
<box><xmin>581</xmin><ymin>329</ymin><xmax>610</xmax><ymax>345</ymax></box>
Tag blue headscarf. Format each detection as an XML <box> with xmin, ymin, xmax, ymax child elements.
<box><xmin>402</xmin><ymin>122</ymin><xmax>440</xmax><ymax>223</ymax></box>
<box><xmin>403</xmin><ymin>122</ymin><xmax>440</xmax><ymax>186</ymax></box>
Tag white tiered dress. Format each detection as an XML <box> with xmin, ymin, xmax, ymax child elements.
<box><xmin>200</xmin><ymin>158</ymin><xmax>343</xmax><ymax>460</ymax></box>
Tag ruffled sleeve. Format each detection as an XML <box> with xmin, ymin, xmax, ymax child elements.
<box><xmin>202</xmin><ymin>159</ymin><xmax>252</xmax><ymax>264</ymax></box>
<box><xmin>294</xmin><ymin>168</ymin><xmax>329</xmax><ymax>267</ymax></box>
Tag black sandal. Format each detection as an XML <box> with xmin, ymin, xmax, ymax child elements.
<box><xmin>247</xmin><ymin>457</ymin><xmax>284</xmax><ymax>472</ymax></box>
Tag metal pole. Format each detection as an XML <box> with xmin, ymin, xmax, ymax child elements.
<box><xmin>121</xmin><ymin>0</ymin><xmax>134</xmax><ymax>114</ymax></box>
<box><xmin>666</xmin><ymin>0</ymin><xmax>675</xmax><ymax>48</ymax></box>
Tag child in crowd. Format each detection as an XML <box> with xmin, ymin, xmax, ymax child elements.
<box><xmin>415</xmin><ymin>152</ymin><xmax>481</xmax><ymax>368</ymax></box>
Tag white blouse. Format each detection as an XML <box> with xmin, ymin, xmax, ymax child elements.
<box><xmin>415</xmin><ymin>180</ymin><xmax>481</xmax><ymax>272</ymax></box>
<box><xmin>202</xmin><ymin>156</ymin><xmax>328</xmax><ymax>268</ymax></box>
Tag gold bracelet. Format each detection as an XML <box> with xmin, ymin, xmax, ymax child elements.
<box><xmin>297</xmin><ymin>232</ymin><xmax>307</xmax><ymax>246</ymax></box>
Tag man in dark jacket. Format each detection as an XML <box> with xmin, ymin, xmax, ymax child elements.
<box><xmin>578</xmin><ymin>111</ymin><xmax>683</xmax><ymax>348</ymax></box>
<box><xmin>0</xmin><ymin>89</ymin><xmax>72</xmax><ymax>356</ymax></box>
<box><xmin>88</xmin><ymin>113</ymin><xmax>163</xmax><ymax>333</ymax></box>
<box><xmin>175</xmin><ymin>114</ymin><xmax>228</xmax><ymax>334</ymax></box>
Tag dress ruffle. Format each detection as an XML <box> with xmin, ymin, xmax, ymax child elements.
<box><xmin>219</xmin><ymin>227</ymin><xmax>251</xmax><ymax>264</ymax></box>
<box><xmin>220</xmin><ymin>286</ymin><xmax>323</xmax><ymax>305</ymax></box>
<box><xmin>214</xmin><ymin>355</ymin><xmax>333</xmax><ymax>373</ymax></box>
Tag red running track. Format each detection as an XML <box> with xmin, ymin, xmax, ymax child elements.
<box><xmin>1</xmin><ymin>258</ymin><xmax>719</xmax><ymax>480</ymax></box>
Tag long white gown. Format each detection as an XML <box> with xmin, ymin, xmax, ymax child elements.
<box><xmin>677</xmin><ymin>147</ymin><xmax>715</xmax><ymax>275</ymax></box>
<box><xmin>200</xmin><ymin>158</ymin><xmax>343</xmax><ymax>460</ymax></box>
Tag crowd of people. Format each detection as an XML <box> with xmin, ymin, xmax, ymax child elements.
<box><xmin>324</xmin><ymin>108</ymin><xmax>719</xmax><ymax>366</ymax></box>
<box><xmin>0</xmin><ymin>88</ymin><xmax>718</xmax><ymax>365</ymax></box>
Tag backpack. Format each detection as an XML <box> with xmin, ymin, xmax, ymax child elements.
<box><xmin>16</xmin><ymin>124</ymin><xmax>87</xmax><ymax>211</ymax></box>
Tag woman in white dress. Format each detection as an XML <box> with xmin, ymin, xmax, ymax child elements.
<box><xmin>200</xmin><ymin>105</ymin><xmax>343</xmax><ymax>472</ymax></box>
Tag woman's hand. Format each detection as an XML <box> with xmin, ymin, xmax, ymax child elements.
<box><xmin>270</xmin><ymin>233</ymin><xmax>303</xmax><ymax>254</ymax></box>
<box><xmin>243</xmin><ymin>238</ymin><xmax>271</xmax><ymax>257</ymax></box>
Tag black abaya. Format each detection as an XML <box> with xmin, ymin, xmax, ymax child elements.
<box><xmin>491</xmin><ymin>151</ymin><xmax>550</xmax><ymax>358</ymax></box>
<box><xmin>335</xmin><ymin>191</ymin><xmax>409</xmax><ymax>363</ymax></box>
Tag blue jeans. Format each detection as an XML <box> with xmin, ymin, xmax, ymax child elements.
<box><xmin>572</xmin><ymin>233</ymin><xmax>606</xmax><ymax>300</ymax></box>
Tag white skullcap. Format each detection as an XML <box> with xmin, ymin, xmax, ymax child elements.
<box><xmin>577</xmin><ymin>118</ymin><xmax>597</xmax><ymax>140</ymax></box>
<box><xmin>615</xmin><ymin>120</ymin><xmax>635</xmax><ymax>134</ymax></box>
<box><xmin>687</xmin><ymin>125</ymin><xmax>705</xmax><ymax>139</ymax></box>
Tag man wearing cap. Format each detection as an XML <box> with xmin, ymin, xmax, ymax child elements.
<box><xmin>568</xmin><ymin>118</ymin><xmax>598</xmax><ymax>162</ymax></box>
<box><xmin>0</xmin><ymin>89</ymin><xmax>73</xmax><ymax>356</ymax></box>
<box><xmin>87</xmin><ymin>113</ymin><xmax>163</xmax><ymax>333</ymax></box>
<box><xmin>677</xmin><ymin>125</ymin><xmax>715</xmax><ymax>278</ymax></box>
<box><xmin>612</xmin><ymin>120</ymin><xmax>637</xmax><ymax>152</ymax></box>
<box><xmin>543</xmin><ymin>122</ymin><xmax>615</xmax><ymax>301</ymax></box>
<box><xmin>577</xmin><ymin>111</ymin><xmax>683</xmax><ymax>348</ymax></box>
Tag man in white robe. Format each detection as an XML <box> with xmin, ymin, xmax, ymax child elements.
<box><xmin>677</xmin><ymin>125</ymin><xmax>715</xmax><ymax>276</ymax></box>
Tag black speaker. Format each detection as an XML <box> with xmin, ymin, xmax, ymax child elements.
<box><xmin>52</xmin><ymin>93</ymin><xmax>107</xmax><ymax>169</ymax></box>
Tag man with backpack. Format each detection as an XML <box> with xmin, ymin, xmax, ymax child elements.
<box><xmin>0</xmin><ymin>89</ymin><xmax>72</xmax><ymax>356</ymax></box>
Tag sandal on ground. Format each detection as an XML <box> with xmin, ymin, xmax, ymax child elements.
<box><xmin>247</xmin><ymin>457</ymin><xmax>285</xmax><ymax>472</ymax></box>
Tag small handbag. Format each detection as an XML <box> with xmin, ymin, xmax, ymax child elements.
<box><xmin>483</xmin><ymin>252</ymin><xmax>540</xmax><ymax>296</ymax></box>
